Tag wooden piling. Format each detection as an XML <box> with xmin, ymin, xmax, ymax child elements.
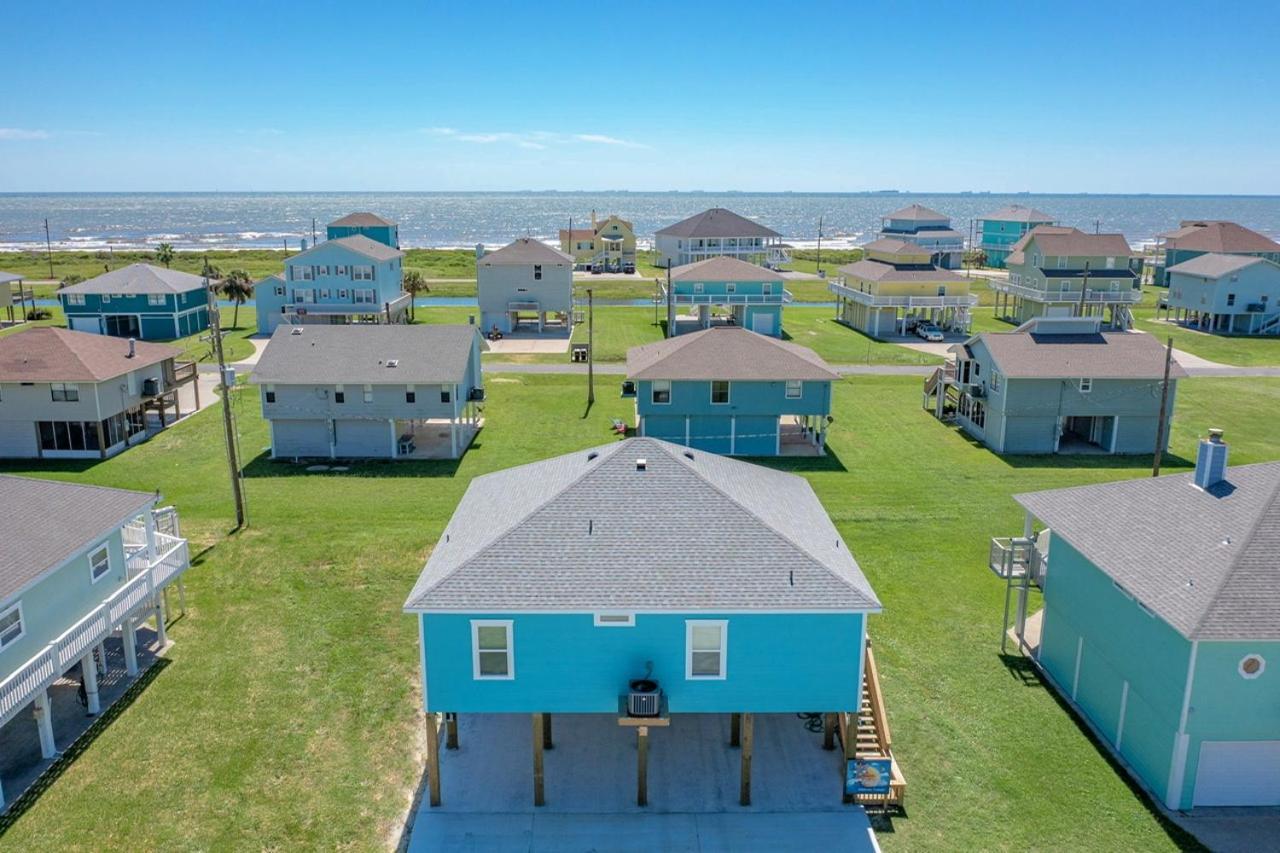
<box><xmin>637</xmin><ymin>726</ymin><xmax>649</xmax><ymax>806</ymax></box>
<box><xmin>730</xmin><ymin>712</ymin><xmax>741</xmax><ymax>747</ymax></box>
<box><xmin>823</xmin><ymin>713</ymin><xmax>836</xmax><ymax>750</ymax></box>
<box><xmin>542</xmin><ymin>712</ymin><xmax>553</xmax><ymax>749</ymax></box>
<box><xmin>424</xmin><ymin>712</ymin><xmax>441</xmax><ymax>807</ymax></box>
<box><xmin>532</xmin><ymin>713</ymin><xmax>545</xmax><ymax>806</ymax></box>
<box><xmin>445</xmin><ymin>713</ymin><xmax>458</xmax><ymax>750</ymax></box>
<box><xmin>739</xmin><ymin>713</ymin><xmax>753</xmax><ymax>806</ymax></box>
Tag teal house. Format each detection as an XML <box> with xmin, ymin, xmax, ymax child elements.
<box><xmin>325</xmin><ymin>211</ymin><xmax>399</xmax><ymax>248</ymax></box>
<box><xmin>0</xmin><ymin>476</ymin><xmax>191</xmax><ymax>809</ymax></box>
<box><xmin>1165</xmin><ymin>254</ymin><xmax>1280</xmax><ymax>336</ymax></box>
<box><xmin>974</xmin><ymin>205</ymin><xmax>1056</xmax><ymax>269</ymax></box>
<box><xmin>403</xmin><ymin>437</ymin><xmax>882</xmax><ymax>807</ymax></box>
<box><xmin>663</xmin><ymin>256</ymin><xmax>791</xmax><ymax>337</ymax></box>
<box><xmin>59</xmin><ymin>264</ymin><xmax>210</xmax><ymax>339</ymax></box>
<box><xmin>253</xmin><ymin>234</ymin><xmax>410</xmax><ymax>334</ymax></box>
<box><xmin>1157</xmin><ymin>220</ymin><xmax>1280</xmax><ymax>285</ymax></box>
<box><xmin>626</xmin><ymin>327</ymin><xmax>838</xmax><ymax>455</ymax></box>
<box><xmin>998</xmin><ymin>433</ymin><xmax>1280</xmax><ymax>809</ymax></box>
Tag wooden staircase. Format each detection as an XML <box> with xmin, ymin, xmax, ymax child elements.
<box><xmin>840</xmin><ymin>641</ymin><xmax>906</xmax><ymax>808</ymax></box>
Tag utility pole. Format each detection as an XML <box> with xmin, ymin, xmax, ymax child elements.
<box><xmin>586</xmin><ymin>287</ymin><xmax>595</xmax><ymax>406</ymax></box>
<box><xmin>665</xmin><ymin>264</ymin><xmax>673</xmax><ymax>338</ymax></box>
<box><xmin>1152</xmin><ymin>336</ymin><xmax>1174</xmax><ymax>477</ymax></box>
<box><xmin>207</xmin><ymin>282</ymin><xmax>246</xmax><ymax>528</ymax></box>
<box><xmin>44</xmin><ymin>218</ymin><xmax>55</xmax><ymax>279</ymax></box>
<box><xmin>312</xmin><ymin>218</ymin><xmax>317</xmax><ymax>246</ymax></box>
<box><xmin>816</xmin><ymin>215</ymin><xmax>823</xmax><ymax>277</ymax></box>
<box><xmin>1077</xmin><ymin>261</ymin><xmax>1090</xmax><ymax>318</ymax></box>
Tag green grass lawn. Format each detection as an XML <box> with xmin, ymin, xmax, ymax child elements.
<box><xmin>1132</xmin><ymin>311</ymin><xmax>1280</xmax><ymax>366</ymax></box>
<box><xmin>4</xmin><ymin>373</ymin><xmax>1272</xmax><ymax>848</ymax></box>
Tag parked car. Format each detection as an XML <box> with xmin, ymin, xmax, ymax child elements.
<box><xmin>916</xmin><ymin>323</ymin><xmax>944</xmax><ymax>342</ymax></box>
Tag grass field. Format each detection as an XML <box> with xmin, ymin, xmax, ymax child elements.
<box><xmin>2</xmin><ymin>369</ymin><xmax>1274</xmax><ymax>848</ymax></box>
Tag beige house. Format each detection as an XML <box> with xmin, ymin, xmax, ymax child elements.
<box><xmin>558</xmin><ymin>212</ymin><xmax>636</xmax><ymax>273</ymax></box>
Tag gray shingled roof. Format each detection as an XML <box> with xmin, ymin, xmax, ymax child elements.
<box><xmin>1167</xmin><ymin>253</ymin><xmax>1277</xmax><ymax>279</ymax></box>
<box><xmin>250</xmin><ymin>324</ymin><xmax>478</xmax><ymax>386</ymax></box>
<box><xmin>656</xmin><ymin>208</ymin><xmax>781</xmax><ymax>239</ymax></box>
<box><xmin>627</xmin><ymin>327</ymin><xmax>838</xmax><ymax>381</ymax></box>
<box><xmin>0</xmin><ymin>327</ymin><xmax>179</xmax><ymax>381</ymax></box>
<box><xmin>863</xmin><ymin>238</ymin><xmax>931</xmax><ymax>256</ymax></box>
<box><xmin>404</xmin><ymin>437</ymin><xmax>880</xmax><ymax>612</ymax></box>
<box><xmin>838</xmin><ymin>259</ymin><xmax>968</xmax><ymax>284</ymax></box>
<box><xmin>0</xmin><ymin>272</ymin><xmax>24</xmax><ymax>285</ymax></box>
<box><xmin>60</xmin><ymin>263</ymin><xmax>208</xmax><ymax>295</ymax></box>
<box><xmin>668</xmin><ymin>256</ymin><xmax>783</xmax><ymax>283</ymax></box>
<box><xmin>479</xmin><ymin>238</ymin><xmax>573</xmax><ymax>266</ymax></box>
<box><xmin>292</xmin><ymin>234</ymin><xmax>404</xmax><ymax>263</ymax></box>
<box><xmin>329</xmin><ymin>212</ymin><xmax>395</xmax><ymax>227</ymax></box>
<box><xmin>0</xmin><ymin>476</ymin><xmax>156</xmax><ymax>605</ymax></box>
<box><xmin>980</xmin><ymin>205</ymin><xmax>1055</xmax><ymax>224</ymax></box>
<box><xmin>974</xmin><ymin>326</ymin><xmax>1188</xmax><ymax>380</ymax></box>
<box><xmin>1028</xmin><ymin>230</ymin><xmax>1132</xmax><ymax>258</ymax></box>
<box><xmin>884</xmin><ymin>204</ymin><xmax>949</xmax><ymax>222</ymax></box>
<box><xmin>1016</xmin><ymin>461</ymin><xmax>1280</xmax><ymax>641</ymax></box>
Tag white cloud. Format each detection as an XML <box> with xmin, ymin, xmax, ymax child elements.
<box><xmin>0</xmin><ymin>128</ymin><xmax>50</xmax><ymax>140</ymax></box>
<box><xmin>573</xmin><ymin>133</ymin><xmax>646</xmax><ymax>149</ymax></box>
<box><xmin>423</xmin><ymin>128</ymin><xmax>648</xmax><ymax>151</ymax></box>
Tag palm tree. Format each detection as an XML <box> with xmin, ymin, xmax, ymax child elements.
<box><xmin>156</xmin><ymin>243</ymin><xmax>175</xmax><ymax>268</ymax></box>
<box><xmin>403</xmin><ymin>270</ymin><xmax>426</xmax><ymax>320</ymax></box>
<box><xmin>220</xmin><ymin>269</ymin><xmax>253</xmax><ymax>330</ymax></box>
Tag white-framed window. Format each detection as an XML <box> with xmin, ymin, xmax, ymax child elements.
<box><xmin>471</xmin><ymin>619</ymin><xmax>513</xmax><ymax>679</ymax></box>
<box><xmin>710</xmin><ymin>380</ymin><xmax>730</xmax><ymax>405</ymax></box>
<box><xmin>693</xmin><ymin>282</ymin><xmax>704</xmax><ymax>294</ymax></box>
<box><xmin>354</xmin><ymin>289</ymin><xmax>375</xmax><ymax>304</ymax></box>
<box><xmin>1239</xmin><ymin>654</ymin><xmax>1266</xmax><ymax>680</ymax></box>
<box><xmin>362</xmin><ymin>384</ymin><xmax>373</xmax><ymax>403</ymax></box>
<box><xmin>148</xmin><ymin>293</ymin><xmax>166</xmax><ymax>306</ymax></box>
<box><xmin>651</xmin><ymin>380</ymin><xmax>671</xmax><ymax>405</ymax></box>
<box><xmin>274</xmin><ymin>285</ymin><xmax>285</xmax><ymax>297</ymax></box>
<box><xmin>66</xmin><ymin>293</ymin><xmax>86</xmax><ymax>305</ymax></box>
<box><xmin>593</xmin><ymin>612</ymin><xmax>635</xmax><ymax>627</ymax></box>
<box><xmin>686</xmin><ymin>620</ymin><xmax>727</xmax><ymax>679</ymax></box>
<box><xmin>785</xmin><ymin>379</ymin><xmax>802</xmax><ymax>399</ymax></box>
<box><xmin>264</xmin><ymin>384</ymin><xmax>275</xmax><ymax>403</ymax></box>
<box><xmin>1105</xmin><ymin>256</ymin><xmax>1116</xmax><ymax>269</ymax></box>
<box><xmin>297</xmin><ymin>265</ymin><xmax>314</xmax><ymax>281</ymax></box>
<box><xmin>990</xmin><ymin>371</ymin><xmax>1002</xmax><ymax>392</ymax></box>
<box><xmin>89</xmin><ymin>542</ymin><xmax>111</xmax><ymax>583</ymax></box>
<box><xmin>51</xmin><ymin>382</ymin><xmax>79</xmax><ymax>402</ymax></box>
<box><xmin>725</xmin><ymin>282</ymin><xmax>736</xmax><ymax>294</ymax></box>
<box><xmin>101</xmin><ymin>293</ymin><xmax>111</xmax><ymax>302</ymax></box>
<box><xmin>352</xmin><ymin>265</ymin><xmax>374</xmax><ymax>281</ymax></box>
<box><xmin>0</xmin><ymin>602</ymin><xmax>23</xmax><ymax>650</ymax></box>
<box><xmin>533</xmin><ymin>265</ymin><xmax>542</xmax><ymax>281</ymax></box>
<box><xmin>1056</xmin><ymin>256</ymin><xmax>1066</xmax><ymax>268</ymax></box>
<box><xmin>1079</xmin><ymin>377</ymin><xmax>1093</xmax><ymax>393</ymax></box>
<box><xmin>762</xmin><ymin>282</ymin><xmax>773</xmax><ymax>295</ymax></box>
<box><xmin>294</xmin><ymin>289</ymin><xmax>314</xmax><ymax>304</ymax></box>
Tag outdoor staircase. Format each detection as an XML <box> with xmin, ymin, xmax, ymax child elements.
<box><xmin>922</xmin><ymin>364</ymin><xmax>959</xmax><ymax>421</ymax></box>
<box><xmin>840</xmin><ymin>641</ymin><xmax>906</xmax><ymax>808</ymax></box>
<box><xmin>1113</xmin><ymin>303</ymin><xmax>1135</xmax><ymax>330</ymax></box>
<box><xmin>1257</xmin><ymin>312</ymin><xmax>1280</xmax><ymax>335</ymax></box>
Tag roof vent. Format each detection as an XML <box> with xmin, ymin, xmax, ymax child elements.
<box><xmin>386</xmin><ymin>359</ymin><xmax>399</xmax><ymax>368</ymax></box>
<box><xmin>636</xmin><ymin>458</ymin><xmax>647</xmax><ymax>471</ymax></box>
<box><xmin>683</xmin><ymin>451</ymin><xmax>694</xmax><ymax>461</ymax></box>
<box><xmin>290</xmin><ymin>327</ymin><xmax>303</xmax><ymax>335</ymax></box>
<box><xmin>126</xmin><ymin>338</ymin><xmax>136</xmax><ymax>358</ymax></box>
<box><xmin>587</xmin><ymin>451</ymin><xmax>599</xmax><ymax>461</ymax></box>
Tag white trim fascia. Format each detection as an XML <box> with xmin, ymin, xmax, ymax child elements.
<box><xmin>405</xmin><ymin>605</ymin><xmax>882</xmax><ymax>616</ymax></box>
<box><xmin>1165</xmin><ymin>639</ymin><xmax>1200</xmax><ymax>809</ymax></box>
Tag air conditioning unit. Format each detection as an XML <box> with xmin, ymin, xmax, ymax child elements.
<box><xmin>142</xmin><ymin>377</ymin><xmax>160</xmax><ymax>396</ymax></box>
<box><xmin>970</xmin><ymin>386</ymin><xmax>985</xmax><ymax>398</ymax></box>
<box><xmin>627</xmin><ymin>678</ymin><xmax>661</xmax><ymax>717</ymax></box>
<box><xmin>468</xmin><ymin>387</ymin><xmax>486</xmax><ymax>402</ymax></box>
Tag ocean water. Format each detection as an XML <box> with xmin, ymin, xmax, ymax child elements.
<box><xmin>2</xmin><ymin>192</ymin><xmax>1280</xmax><ymax>253</ymax></box>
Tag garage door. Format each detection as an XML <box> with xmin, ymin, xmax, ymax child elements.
<box><xmin>1193</xmin><ymin>741</ymin><xmax>1280</xmax><ymax>806</ymax></box>
<box><xmin>70</xmin><ymin>316</ymin><xmax>102</xmax><ymax>334</ymax></box>
<box><xmin>272</xmin><ymin>419</ymin><xmax>331</xmax><ymax>458</ymax></box>
<box><xmin>334</xmin><ymin>419</ymin><xmax>392</xmax><ymax>458</ymax></box>
<box><xmin>751</xmin><ymin>312</ymin><xmax>775</xmax><ymax>335</ymax></box>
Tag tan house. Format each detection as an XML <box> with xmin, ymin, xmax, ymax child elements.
<box><xmin>558</xmin><ymin>212</ymin><xmax>636</xmax><ymax>273</ymax></box>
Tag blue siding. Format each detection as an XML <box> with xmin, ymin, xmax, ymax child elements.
<box><xmin>420</xmin><ymin>611</ymin><xmax>865</xmax><ymax>714</ymax></box>
<box><xmin>61</xmin><ymin>289</ymin><xmax>208</xmax><ymax>341</ymax></box>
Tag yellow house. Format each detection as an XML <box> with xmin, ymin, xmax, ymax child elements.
<box><xmin>558</xmin><ymin>212</ymin><xmax>636</xmax><ymax>273</ymax></box>
<box><xmin>829</xmin><ymin>238</ymin><xmax>976</xmax><ymax>338</ymax></box>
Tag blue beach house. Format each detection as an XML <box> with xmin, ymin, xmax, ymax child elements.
<box><xmin>626</xmin><ymin>327</ymin><xmax>838</xmax><ymax>455</ymax></box>
<box><xmin>995</xmin><ymin>432</ymin><xmax>1280</xmax><ymax>809</ymax></box>
<box><xmin>974</xmin><ymin>205</ymin><xmax>1056</xmax><ymax>269</ymax></box>
<box><xmin>0</xmin><ymin>476</ymin><xmax>191</xmax><ymax>809</ymax></box>
<box><xmin>663</xmin><ymin>256</ymin><xmax>790</xmax><ymax>337</ymax></box>
<box><xmin>1156</xmin><ymin>220</ymin><xmax>1280</xmax><ymax>286</ymax></box>
<box><xmin>876</xmin><ymin>204</ymin><xmax>964</xmax><ymax>269</ymax></box>
<box><xmin>253</xmin><ymin>234</ymin><xmax>410</xmax><ymax>335</ymax></box>
<box><xmin>59</xmin><ymin>264</ymin><xmax>210</xmax><ymax>339</ymax></box>
<box><xmin>404</xmin><ymin>437</ymin><xmax>888</xmax><ymax>808</ymax></box>
<box><xmin>1165</xmin><ymin>254</ymin><xmax>1280</xmax><ymax>336</ymax></box>
<box><xmin>326</xmin><ymin>211</ymin><xmax>399</xmax><ymax>248</ymax></box>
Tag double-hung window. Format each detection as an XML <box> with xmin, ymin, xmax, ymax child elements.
<box><xmin>710</xmin><ymin>380</ymin><xmax>730</xmax><ymax>405</ymax></box>
<box><xmin>651</xmin><ymin>380</ymin><xmax>671</xmax><ymax>404</ymax></box>
<box><xmin>533</xmin><ymin>265</ymin><xmax>543</xmax><ymax>281</ymax></box>
<box><xmin>66</xmin><ymin>293</ymin><xmax>86</xmax><ymax>305</ymax></box>
<box><xmin>785</xmin><ymin>379</ymin><xmax>802</xmax><ymax>399</ymax></box>
<box><xmin>405</xmin><ymin>386</ymin><xmax>416</xmax><ymax>404</ymax></box>
<box><xmin>353</xmin><ymin>266</ymin><xmax>374</xmax><ymax>281</ymax></box>
<box><xmin>686</xmin><ymin>620</ymin><xmax>727</xmax><ymax>679</ymax></box>
<box><xmin>471</xmin><ymin>620</ymin><xmax>514</xmax><ymax>679</ymax></box>
<box><xmin>762</xmin><ymin>282</ymin><xmax>773</xmax><ymax>296</ymax></box>
<box><xmin>51</xmin><ymin>383</ymin><xmax>79</xmax><ymax>402</ymax></box>
<box><xmin>1079</xmin><ymin>377</ymin><xmax>1093</xmax><ymax>393</ymax></box>
<box><xmin>725</xmin><ymin>282</ymin><xmax>736</xmax><ymax>294</ymax></box>
<box><xmin>148</xmin><ymin>293</ymin><xmax>166</xmax><ymax>306</ymax></box>
<box><xmin>0</xmin><ymin>603</ymin><xmax>22</xmax><ymax>650</ymax></box>
<box><xmin>264</xmin><ymin>385</ymin><xmax>276</xmax><ymax>403</ymax></box>
<box><xmin>363</xmin><ymin>384</ymin><xmax>373</xmax><ymax>403</ymax></box>
<box><xmin>89</xmin><ymin>543</ymin><xmax>111</xmax><ymax>583</ymax></box>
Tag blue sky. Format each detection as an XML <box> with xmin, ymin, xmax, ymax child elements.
<box><xmin>2</xmin><ymin>1</ymin><xmax>1278</xmax><ymax>193</ymax></box>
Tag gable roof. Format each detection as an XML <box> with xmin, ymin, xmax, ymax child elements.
<box><xmin>328</xmin><ymin>212</ymin><xmax>395</xmax><ymax>228</ymax></box>
<box><xmin>971</xmin><ymin>325</ymin><xmax>1187</xmax><ymax>380</ymax></box>
<box><xmin>0</xmin><ymin>327</ymin><xmax>179</xmax><ymax>382</ymax></box>
<box><xmin>0</xmin><ymin>476</ymin><xmax>156</xmax><ymax>605</ymax></box>
<box><xmin>479</xmin><ymin>238</ymin><xmax>573</xmax><ymax>266</ymax></box>
<box><xmin>404</xmin><ymin>437</ymin><xmax>880</xmax><ymax>613</ymax></box>
<box><xmin>656</xmin><ymin>208</ymin><xmax>781</xmax><ymax>239</ymax></box>
<box><xmin>981</xmin><ymin>205</ymin><xmax>1056</xmax><ymax>223</ymax></box>
<box><xmin>252</xmin><ymin>273</ymin><xmax>285</xmax><ymax>290</ymax></box>
<box><xmin>559</xmin><ymin>228</ymin><xmax>594</xmax><ymax>242</ymax></box>
<box><xmin>60</xmin><ymin>263</ymin><xmax>207</xmax><ymax>295</ymax></box>
<box><xmin>250</xmin><ymin>324</ymin><xmax>478</xmax><ymax>386</ymax></box>
<box><xmin>1017</xmin><ymin>461</ymin><xmax>1280</xmax><ymax>641</ymax></box>
<box><xmin>884</xmin><ymin>203</ymin><xmax>949</xmax><ymax>222</ymax></box>
<box><xmin>1029</xmin><ymin>229</ymin><xmax>1132</xmax><ymax>258</ymax></box>
<box><xmin>627</xmin><ymin>327</ymin><xmax>839</xmax><ymax>381</ymax></box>
<box><xmin>0</xmin><ymin>272</ymin><xmax>24</xmax><ymax>285</ymax></box>
<box><xmin>668</xmin><ymin>256</ymin><xmax>784</xmax><ymax>283</ymax></box>
<box><xmin>291</xmin><ymin>234</ymin><xmax>404</xmax><ymax>263</ymax></box>
<box><xmin>1161</xmin><ymin>220</ymin><xmax>1280</xmax><ymax>254</ymax></box>
<box><xmin>1167</xmin><ymin>253</ymin><xmax>1279</xmax><ymax>279</ymax></box>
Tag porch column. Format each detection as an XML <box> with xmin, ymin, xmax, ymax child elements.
<box><xmin>450</xmin><ymin>417</ymin><xmax>458</xmax><ymax>459</ymax></box>
<box><xmin>157</xmin><ymin>393</ymin><xmax>166</xmax><ymax>430</ymax></box>
<box><xmin>542</xmin><ymin>713</ymin><xmax>553</xmax><ymax>749</ymax></box>
<box><xmin>636</xmin><ymin>724</ymin><xmax>649</xmax><ymax>807</ymax></box>
<box><xmin>823</xmin><ymin>713</ymin><xmax>836</xmax><ymax>750</ymax></box>
<box><xmin>144</xmin><ymin>510</ymin><xmax>158</xmax><ymax>563</ymax></box>
<box><xmin>122</xmin><ymin>618</ymin><xmax>139</xmax><ymax>676</ymax></box>
<box><xmin>730</xmin><ymin>712</ymin><xmax>741</xmax><ymax>747</ymax></box>
<box><xmin>33</xmin><ymin>689</ymin><xmax>57</xmax><ymax>758</ymax></box>
<box><xmin>194</xmin><ymin>374</ymin><xmax>201</xmax><ymax>409</ymax></box>
<box><xmin>446</xmin><ymin>713</ymin><xmax>459</xmax><ymax>750</ymax></box>
<box><xmin>96</xmin><ymin>420</ymin><xmax>107</xmax><ymax>459</ymax></box>
<box><xmin>532</xmin><ymin>713</ymin><xmax>546</xmax><ymax>806</ymax></box>
<box><xmin>729</xmin><ymin>416</ymin><xmax>736</xmax><ymax>455</ymax></box>
<box><xmin>154</xmin><ymin>592</ymin><xmax>168</xmax><ymax>649</ymax></box>
<box><xmin>739</xmin><ymin>712</ymin><xmax>754</xmax><ymax>806</ymax></box>
<box><xmin>95</xmin><ymin>641</ymin><xmax>108</xmax><ymax>676</ymax></box>
<box><xmin>81</xmin><ymin>651</ymin><xmax>101</xmax><ymax>715</ymax></box>
<box><xmin>425</xmin><ymin>712</ymin><xmax>441</xmax><ymax>806</ymax></box>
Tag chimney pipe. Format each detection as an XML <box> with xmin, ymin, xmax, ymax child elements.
<box><xmin>127</xmin><ymin>338</ymin><xmax>136</xmax><ymax>358</ymax></box>
<box><xmin>1193</xmin><ymin>429</ymin><xmax>1228</xmax><ymax>490</ymax></box>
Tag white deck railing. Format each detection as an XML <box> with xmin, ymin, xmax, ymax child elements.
<box><xmin>828</xmin><ymin>281</ymin><xmax>979</xmax><ymax>309</ymax></box>
<box><xmin>661</xmin><ymin>286</ymin><xmax>793</xmax><ymax>305</ymax></box>
<box><xmin>988</xmin><ymin>279</ymin><xmax>1143</xmax><ymax>304</ymax></box>
<box><xmin>0</xmin><ymin>533</ymin><xmax>190</xmax><ymax>730</ymax></box>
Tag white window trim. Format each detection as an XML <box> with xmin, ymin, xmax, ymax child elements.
<box><xmin>710</xmin><ymin>380</ymin><xmax>731</xmax><ymax>405</ymax></box>
<box><xmin>685</xmin><ymin>619</ymin><xmax>727</xmax><ymax>680</ymax></box>
<box><xmin>593</xmin><ymin>612</ymin><xmax>635</xmax><ymax>627</ymax></box>
<box><xmin>651</xmin><ymin>379</ymin><xmax>671</xmax><ymax>405</ymax></box>
<box><xmin>1239</xmin><ymin>654</ymin><xmax>1266</xmax><ymax>680</ymax></box>
<box><xmin>1079</xmin><ymin>377</ymin><xmax>1093</xmax><ymax>393</ymax></box>
<box><xmin>89</xmin><ymin>542</ymin><xmax>112</xmax><ymax>584</ymax></box>
<box><xmin>471</xmin><ymin>619</ymin><xmax>514</xmax><ymax>680</ymax></box>
<box><xmin>0</xmin><ymin>601</ymin><xmax>24</xmax><ymax>651</ymax></box>
<box><xmin>784</xmin><ymin>379</ymin><xmax>802</xmax><ymax>399</ymax></box>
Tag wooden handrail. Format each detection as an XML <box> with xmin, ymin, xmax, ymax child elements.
<box><xmin>864</xmin><ymin>642</ymin><xmax>892</xmax><ymax>753</ymax></box>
